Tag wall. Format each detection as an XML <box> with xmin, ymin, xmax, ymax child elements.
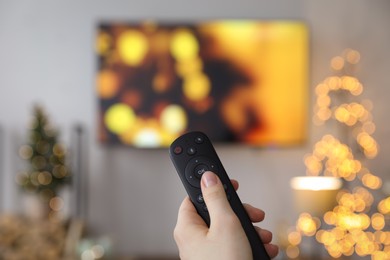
<box><xmin>0</xmin><ymin>0</ymin><xmax>390</xmax><ymax>257</ymax></box>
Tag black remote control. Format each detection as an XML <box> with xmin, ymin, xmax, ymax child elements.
<box><xmin>169</xmin><ymin>131</ymin><xmax>270</xmax><ymax>260</ymax></box>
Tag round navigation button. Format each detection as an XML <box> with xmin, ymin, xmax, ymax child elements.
<box><xmin>194</xmin><ymin>164</ymin><xmax>209</xmax><ymax>178</ymax></box>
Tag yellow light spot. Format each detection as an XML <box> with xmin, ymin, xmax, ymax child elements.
<box><xmin>19</xmin><ymin>145</ymin><xmax>33</xmax><ymax>160</ymax></box>
<box><xmin>378</xmin><ymin>197</ymin><xmax>390</xmax><ymax>214</ymax></box>
<box><xmin>345</xmin><ymin>49</ymin><xmax>361</xmax><ymax>64</ymax></box>
<box><xmin>170</xmin><ymin>29</ymin><xmax>199</xmax><ymax>61</ymax></box>
<box><xmin>53</xmin><ymin>143</ymin><xmax>65</xmax><ymax>156</ymax></box>
<box><xmin>160</xmin><ymin>105</ymin><xmax>188</xmax><ymax>134</ymax></box>
<box><xmin>97</xmin><ymin>70</ymin><xmax>120</xmax><ymax>99</ymax></box>
<box><xmin>296</xmin><ymin>213</ymin><xmax>318</xmax><ymax>236</ymax></box>
<box><xmin>362</xmin><ymin>173</ymin><xmax>382</xmax><ymax>190</ymax></box>
<box><xmin>49</xmin><ymin>196</ymin><xmax>64</xmax><ymax>211</ymax></box>
<box><xmin>117</xmin><ymin>30</ymin><xmax>148</xmax><ymax>66</ymax></box>
<box><xmin>331</xmin><ymin>56</ymin><xmax>345</xmax><ymax>71</ymax></box>
<box><xmin>335</xmin><ymin>106</ymin><xmax>351</xmax><ymax>124</ymax></box>
<box><xmin>105</xmin><ymin>104</ymin><xmax>136</xmax><ymax>134</ymax></box>
<box><xmin>286</xmin><ymin>245</ymin><xmax>300</xmax><ymax>259</ymax></box>
<box><xmin>315</xmin><ymin>83</ymin><xmax>329</xmax><ymax>96</ymax></box>
<box><xmin>372</xmin><ymin>213</ymin><xmax>385</xmax><ymax>231</ymax></box>
<box><xmin>96</xmin><ymin>31</ymin><xmax>112</xmax><ymax>55</ymax></box>
<box><xmin>183</xmin><ymin>73</ymin><xmax>211</xmax><ymax>102</ymax></box>
<box><xmin>37</xmin><ymin>171</ymin><xmax>52</xmax><ymax>185</ymax></box>
<box><xmin>288</xmin><ymin>231</ymin><xmax>302</xmax><ymax>246</ymax></box>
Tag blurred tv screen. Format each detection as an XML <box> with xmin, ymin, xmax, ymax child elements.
<box><xmin>96</xmin><ymin>20</ymin><xmax>308</xmax><ymax>148</ymax></box>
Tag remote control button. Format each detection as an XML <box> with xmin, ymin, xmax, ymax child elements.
<box><xmin>184</xmin><ymin>156</ymin><xmax>219</xmax><ymax>188</ymax></box>
<box><xmin>173</xmin><ymin>146</ymin><xmax>183</xmax><ymax>155</ymax></box>
<box><xmin>194</xmin><ymin>164</ymin><xmax>208</xmax><ymax>178</ymax></box>
<box><xmin>197</xmin><ymin>193</ymin><xmax>204</xmax><ymax>203</ymax></box>
<box><xmin>226</xmin><ymin>193</ymin><xmax>231</xmax><ymax>201</ymax></box>
<box><xmin>194</xmin><ymin>136</ymin><xmax>204</xmax><ymax>144</ymax></box>
<box><xmin>203</xmin><ymin>205</ymin><xmax>208</xmax><ymax>212</ymax></box>
<box><xmin>187</xmin><ymin>147</ymin><xmax>197</xmax><ymax>155</ymax></box>
<box><xmin>223</xmin><ymin>183</ymin><xmax>228</xmax><ymax>191</ymax></box>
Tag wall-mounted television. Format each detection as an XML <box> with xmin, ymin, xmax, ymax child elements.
<box><xmin>96</xmin><ymin>20</ymin><xmax>308</xmax><ymax>148</ymax></box>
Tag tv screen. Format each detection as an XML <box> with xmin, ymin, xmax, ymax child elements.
<box><xmin>96</xmin><ymin>20</ymin><xmax>308</xmax><ymax>148</ymax></box>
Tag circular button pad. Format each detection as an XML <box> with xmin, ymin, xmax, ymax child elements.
<box><xmin>185</xmin><ymin>156</ymin><xmax>218</xmax><ymax>188</ymax></box>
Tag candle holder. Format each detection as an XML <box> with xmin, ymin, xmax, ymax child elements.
<box><xmin>290</xmin><ymin>176</ymin><xmax>342</xmax><ymax>217</ymax></box>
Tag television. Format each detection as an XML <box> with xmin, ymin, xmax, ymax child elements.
<box><xmin>96</xmin><ymin>20</ymin><xmax>308</xmax><ymax>148</ymax></box>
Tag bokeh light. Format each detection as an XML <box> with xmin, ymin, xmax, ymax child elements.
<box><xmin>183</xmin><ymin>73</ymin><xmax>211</xmax><ymax>102</ymax></box>
<box><xmin>117</xmin><ymin>30</ymin><xmax>148</xmax><ymax>66</ymax></box>
<box><xmin>170</xmin><ymin>29</ymin><xmax>199</xmax><ymax>61</ymax></box>
<box><xmin>289</xmin><ymin>50</ymin><xmax>388</xmax><ymax>259</ymax></box>
<box><xmin>160</xmin><ymin>105</ymin><xmax>188</xmax><ymax>134</ymax></box>
<box><xmin>97</xmin><ymin>70</ymin><xmax>120</xmax><ymax>99</ymax></box>
<box><xmin>104</xmin><ymin>103</ymin><xmax>136</xmax><ymax>134</ymax></box>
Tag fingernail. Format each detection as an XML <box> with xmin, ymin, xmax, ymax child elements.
<box><xmin>202</xmin><ymin>171</ymin><xmax>218</xmax><ymax>187</ymax></box>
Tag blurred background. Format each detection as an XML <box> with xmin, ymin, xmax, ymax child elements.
<box><xmin>0</xmin><ymin>0</ymin><xmax>390</xmax><ymax>259</ymax></box>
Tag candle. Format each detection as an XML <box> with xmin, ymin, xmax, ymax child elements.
<box><xmin>290</xmin><ymin>176</ymin><xmax>342</xmax><ymax>217</ymax></box>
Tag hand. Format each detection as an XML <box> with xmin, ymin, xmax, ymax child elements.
<box><xmin>174</xmin><ymin>171</ymin><xmax>279</xmax><ymax>260</ymax></box>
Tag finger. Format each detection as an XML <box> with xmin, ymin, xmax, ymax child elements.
<box><xmin>264</xmin><ymin>243</ymin><xmax>279</xmax><ymax>259</ymax></box>
<box><xmin>243</xmin><ymin>203</ymin><xmax>265</xmax><ymax>223</ymax></box>
<box><xmin>200</xmin><ymin>171</ymin><xmax>236</xmax><ymax>227</ymax></box>
<box><xmin>254</xmin><ymin>226</ymin><xmax>273</xmax><ymax>244</ymax></box>
<box><xmin>254</xmin><ymin>227</ymin><xmax>279</xmax><ymax>258</ymax></box>
<box><xmin>230</xmin><ymin>179</ymin><xmax>239</xmax><ymax>191</ymax></box>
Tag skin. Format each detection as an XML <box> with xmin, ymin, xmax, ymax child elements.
<box><xmin>174</xmin><ymin>171</ymin><xmax>279</xmax><ymax>260</ymax></box>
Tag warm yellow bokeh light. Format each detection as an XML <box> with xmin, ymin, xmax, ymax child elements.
<box><xmin>117</xmin><ymin>30</ymin><xmax>148</xmax><ymax>66</ymax></box>
<box><xmin>286</xmin><ymin>245</ymin><xmax>300</xmax><ymax>259</ymax></box>
<box><xmin>331</xmin><ymin>56</ymin><xmax>345</xmax><ymax>71</ymax></box>
<box><xmin>104</xmin><ymin>104</ymin><xmax>136</xmax><ymax>134</ymax></box>
<box><xmin>296</xmin><ymin>213</ymin><xmax>319</xmax><ymax>236</ymax></box>
<box><xmin>133</xmin><ymin>128</ymin><xmax>161</xmax><ymax>148</ymax></box>
<box><xmin>96</xmin><ymin>31</ymin><xmax>112</xmax><ymax>55</ymax></box>
<box><xmin>170</xmin><ymin>29</ymin><xmax>199</xmax><ymax>61</ymax></box>
<box><xmin>288</xmin><ymin>231</ymin><xmax>302</xmax><ymax>246</ymax></box>
<box><xmin>372</xmin><ymin>213</ymin><xmax>385</xmax><ymax>231</ymax></box>
<box><xmin>183</xmin><ymin>73</ymin><xmax>211</xmax><ymax>102</ymax></box>
<box><xmin>160</xmin><ymin>105</ymin><xmax>188</xmax><ymax>134</ymax></box>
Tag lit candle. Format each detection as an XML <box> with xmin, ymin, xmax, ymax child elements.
<box><xmin>290</xmin><ymin>176</ymin><xmax>342</xmax><ymax>217</ymax></box>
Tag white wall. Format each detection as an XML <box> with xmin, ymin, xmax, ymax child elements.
<box><xmin>1</xmin><ymin>0</ymin><xmax>390</xmax><ymax>257</ymax></box>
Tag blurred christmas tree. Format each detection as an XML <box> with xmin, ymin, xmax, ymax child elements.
<box><xmin>17</xmin><ymin>105</ymin><xmax>71</xmax><ymax>216</ymax></box>
<box><xmin>285</xmin><ymin>49</ymin><xmax>390</xmax><ymax>259</ymax></box>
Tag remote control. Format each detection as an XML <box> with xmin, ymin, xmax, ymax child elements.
<box><xmin>169</xmin><ymin>131</ymin><xmax>270</xmax><ymax>260</ymax></box>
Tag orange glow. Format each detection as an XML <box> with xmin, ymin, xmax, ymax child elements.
<box><xmin>98</xmin><ymin>21</ymin><xmax>308</xmax><ymax>147</ymax></box>
<box><xmin>97</xmin><ymin>70</ymin><xmax>120</xmax><ymax>99</ymax></box>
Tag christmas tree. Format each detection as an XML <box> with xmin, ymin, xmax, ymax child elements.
<box><xmin>17</xmin><ymin>105</ymin><xmax>71</xmax><ymax>216</ymax></box>
<box><xmin>286</xmin><ymin>49</ymin><xmax>390</xmax><ymax>259</ymax></box>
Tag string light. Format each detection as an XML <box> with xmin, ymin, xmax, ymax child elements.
<box><xmin>289</xmin><ymin>50</ymin><xmax>388</xmax><ymax>259</ymax></box>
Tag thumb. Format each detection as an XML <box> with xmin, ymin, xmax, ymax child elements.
<box><xmin>201</xmin><ymin>171</ymin><xmax>235</xmax><ymax>227</ymax></box>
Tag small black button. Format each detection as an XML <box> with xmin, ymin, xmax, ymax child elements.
<box><xmin>195</xmin><ymin>136</ymin><xmax>204</xmax><ymax>144</ymax></box>
<box><xmin>197</xmin><ymin>193</ymin><xmax>204</xmax><ymax>203</ymax></box>
<box><xmin>187</xmin><ymin>147</ymin><xmax>197</xmax><ymax>155</ymax></box>
<box><xmin>203</xmin><ymin>205</ymin><xmax>208</xmax><ymax>212</ymax></box>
